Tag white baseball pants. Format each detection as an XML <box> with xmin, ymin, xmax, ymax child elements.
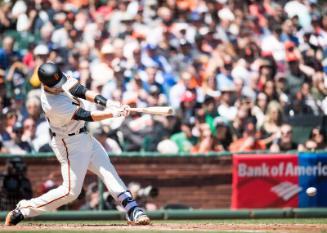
<box><xmin>18</xmin><ymin>133</ymin><xmax>127</xmax><ymax>217</ymax></box>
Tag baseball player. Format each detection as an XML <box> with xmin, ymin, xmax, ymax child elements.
<box><xmin>5</xmin><ymin>62</ymin><xmax>150</xmax><ymax>226</ymax></box>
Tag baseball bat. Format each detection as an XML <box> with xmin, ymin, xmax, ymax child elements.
<box><xmin>129</xmin><ymin>106</ymin><xmax>174</xmax><ymax>116</ymax></box>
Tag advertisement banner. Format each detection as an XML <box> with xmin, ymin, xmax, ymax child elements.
<box><xmin>232</xmin><ymin>152</ymin><xmax>327</xmax><ymax>209</ymax></box>
<box><xmin>232</xmin><ymin>154</ymin><xmax>298</xmax><ymax>209</ymax></box>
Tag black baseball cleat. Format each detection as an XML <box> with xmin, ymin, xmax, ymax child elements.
<box><xmin>5</xmin><ymin>209</ymin><xmax>24</xmax><ymax>226</ymax></box>
<box><xmin>127</xmin><ymin>207</ymin><xmax>150</xmax><ymax>225</ymax></box>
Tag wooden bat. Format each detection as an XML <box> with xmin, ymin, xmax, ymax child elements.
<box><xmin>129</xmin><ymin>106</ymin><xmax>174</xmax><ymax>116</ymax></box>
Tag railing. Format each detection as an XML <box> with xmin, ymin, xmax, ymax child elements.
<box><xmin>0</xmin><ymin>149</ymin><xmax>315</xmax><ymax>158</ymax></box>
<box><xmin>0</xmin><ymin>151</ymin><xmax>233</xmax><ymax>158</ymax></box>
<box><xmin>1</xmin><ymin>208</ymin><xmax>327</xmax><ymax>220</ymax></box>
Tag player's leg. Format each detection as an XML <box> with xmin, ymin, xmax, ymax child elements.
<box><xmin>5</xmin><ymin>135</ymin><xmax>92</xmax><ymax>225</ymax></box>
<box><xmin>88</xmin><ymin>136</ymin><xmax>150</xmax><ymax>225</ymax></box>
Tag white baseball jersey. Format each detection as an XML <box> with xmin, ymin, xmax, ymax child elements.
<box><xmin>40</xmin><ymin>77</ymin><xmax>85</xmax><ymax>136</ymax></box>
<box><xmin>15</xmin><ymin>74</ymin><xmax>136</xmax><ymax>221</ymax></box>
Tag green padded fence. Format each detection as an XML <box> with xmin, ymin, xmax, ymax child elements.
<box><xmin>1</xmin><ymin>209</ymin><xmax>327</xmax><ymax>220</ymax></box>
<box><xmin>0</xmin><ymin>151</ymin><xmax>233</xmax><ymax>158</ymax></box>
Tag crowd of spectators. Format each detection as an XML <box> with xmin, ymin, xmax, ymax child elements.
<box><xmin>0</xmin><ymin>0</ymin><xmax>327</xmax><ymax>155</ymax></box>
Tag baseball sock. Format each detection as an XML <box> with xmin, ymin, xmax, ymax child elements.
<box><xmin>117</xmin><ymin>191</ymin><xmax>138</xmax><ymax>218</ymax></box>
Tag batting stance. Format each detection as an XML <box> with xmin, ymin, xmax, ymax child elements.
<box><xmin>5</xmin><ymin>62</ymin><xmax>150</xmax><ymax>226</ymax></box>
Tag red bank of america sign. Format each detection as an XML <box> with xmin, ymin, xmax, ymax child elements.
<box><xmin>232</xmin><ymin>154</ymin><xmax>299</xmax><ymax>209</ymax></box>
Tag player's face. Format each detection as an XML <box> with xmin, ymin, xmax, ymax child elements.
<box><xmin>24</xmin><ymin>120</ymin><xmax>36</xmax><ymax>134</ymax></box>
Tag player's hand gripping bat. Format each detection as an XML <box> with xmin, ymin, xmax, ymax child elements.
<box><xmin>128</xmin><ymin>106</ymin><xmax>174</xmax><ymax>116</ymax></box>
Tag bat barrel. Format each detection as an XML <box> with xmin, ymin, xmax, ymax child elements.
<box><xmin>129</xmin><ymin>107</ymin><xmax>174</xmax><ymax>116</ymax></box>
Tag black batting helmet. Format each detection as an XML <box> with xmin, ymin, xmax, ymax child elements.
<box><xmin>38</xmin><ymin>63</ymin><xmax>64</xmax><ymax>87</ymax></box>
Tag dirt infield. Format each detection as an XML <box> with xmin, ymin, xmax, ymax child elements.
<box><xmin>1</xmin><ymin>222</ymin><xmax>327</xmax><ymax>232</ymax></box>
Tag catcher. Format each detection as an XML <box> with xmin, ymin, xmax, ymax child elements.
<box><xmin>5</xmin><ymin>62</ymin><xmax>150</xmax><ymax>226</ymax></box>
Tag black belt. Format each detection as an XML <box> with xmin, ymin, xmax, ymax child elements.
<box><xmin>51</xmin><ymin>127</ymin><xmax>87</xmax><ymax>137</ymax></box>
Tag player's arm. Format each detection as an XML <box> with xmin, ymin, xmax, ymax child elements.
<box><xmin>68</xmin><ymin>82</ymin><xmax>119</xmax><ymax>108</ymax></box>
<box><xmin>72</xmin><ymin>107</ymin><xmax>128</xmax><ymax>122</ymax></box>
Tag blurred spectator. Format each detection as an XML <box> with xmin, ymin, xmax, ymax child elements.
<box><xmin>169</xmin><ymin>71</ymin><xmax>191</xmax><ymax>108</ymax></box>
<box><xmin>170</xmin><ymin>121</ymin><xmax>197</xmax><ymax>153</ymax></box>
<box><xmin>216</xmin><ymin>55</ymin><xmax>235</xmax><ymax>91</ymax></box>
<box><xmin>0</xmin><ymin>114</ymin><xmax>10</xmax><ymax>143</ymax></box>
<box><xmin>0</xmin><ymin>157</ymin><xmax>32</xmax><ymax>210</ymax></box>
<box><xmin>80</xmin><ymin>182</ymin><xmax>117</xmax><ymax>211</ymax></box>
<box><xmin>90</xmin><ymin>43</ymin><xmax>115</xmax><ymax>88</ymax></box>
<box><xmin>202</xmin><ymin>96</ymin><xmax>219</xmax><ymax>132</ymax></box>
<box><xmin>286</xmin><ymin>90</ymin><xmax>315</xmax><ymax>116</ymax></box>
<box><xmin>270</xmin><ymin>124</ymin><xmax>298</xmax><ymax>152</ymax></box>
<box><xmin>127</xmin><ymin>182</ymin><xmax>158</xmax><ymax>211</ymax></box>
<box><xmin>229</xmin><ymin>120</ymin><xmax>266</xmax><ymax>152</ymax></box>
<box><xmin>39</xmin><ymin>174</ymin><xmax>57</xmax><ymax>195</ymax></box>
<box><xmin>93</xmin><ymin>128</ymin><xmax>122</xmax><ymax>154</ymax></box>
<box><xmin>218</xmin><ymin>89</ymin><xmax>237</xmax><ymax>121</ymax></box>
<box><xmin>28</xmin><ymin>44</ymin><xmax>50</xmax><ymax>88</ymax></box>
<box><xmin>213</xmin><ymin>117</ymin><xmax>234</xmax><ymax>152</ymax></box>
<box><xmin>3</xmin><ymin>110</ymin><xmax>18</xmax><ymax>141</ymax></box>
<box><xmin>191</xmin><ymin>123</ymin><xmax>216</xmax><ymax>154</ymax></box>
<box><xmin>79</xmin><ymin>182</ymin><xmax>100</xmax><ymax>211</ymax></box>
<box><xmin>0</xmin><ymin>140</ymin><xmax>7</xmax><ymax>153</ymax></box>
<box><xmin>143</xmin><ymin>115</ymin><xmax>171</xmax><ymax>152</ymax></box>
<box><xmin>308</xmin><ymin>127</ymin><xmax>327</xmax><ymax>150</ymax></box>
<box><xmin>21</xmin><ymin>117</ymin><xmax>49</xmax><ymax>152</ymax></box>
<box><xmin>263</xmin><ymin>80</ymin><xmax>278</xmax><ymax>102</ymax></box>
<box><xmin>232</xmin><ymin>98</ymin><xmax>255</xmax><ymax>138</ymax></box>
<box><xmin>0</xmin><ymin>36</ymin><xmax>20</xmax><ymax>71</ymax></box>
<box><xmin>25</xmin><ymin>97</ymin><xmax>50</xmax><ymax>148</ymax></box>
<box><xmin>252</xmin><ymin>92</ymin><xmax>268</xmax><ymax>129</ymax></box>
<box><xmin>303</xmin><ymin>139</ymin><xmax>318</xmax><ymax>151</ymax></box>
<box><xmin>120</xmin><ymin>101</ymin><xmax>154</xmax><ymax>151</ymax></box>
<box><xmin>26</xmin><ymin>97</ymin><xmax>42</xmax><ymax>123</ymax></box>
<box><xmin>179</xmin><ymin>90</ymin><xmax>197</xmax><ymax>124</ymax></box>
<box><xmin>3</xmin><ymin>122</ymin><xmax>32</xmax><ymax>155</ymax></box>
<box><xmin>261</xmin><ymin>101</ymin><xmax>284</xmax><ymax>145</ymax></box>
<box><xmin>6</xmin><ymin>61</ymin><xmax>28</xmax><ymax>101</ymax></box>
<box><xmin>157</xmin><ymin>139</ymin><xmax>179</xmax><ymax>154</ymax></box>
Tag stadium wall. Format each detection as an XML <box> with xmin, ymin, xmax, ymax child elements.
<box><xmin>0</xmin><ymin>154</ymin><xmax>232</xmax><ymax>209</ymax></box>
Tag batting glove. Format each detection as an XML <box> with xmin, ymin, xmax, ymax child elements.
<box><xmin>112</xmin><ymin>106</ymin><xmax>129</xmax><ymax>118</ymax></box>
